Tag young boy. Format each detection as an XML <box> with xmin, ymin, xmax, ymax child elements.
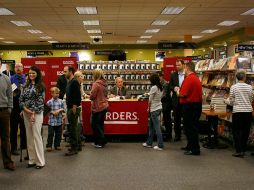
<box><xmin>46</xmin><ymin>87</ymin><xmax>65</xmax><ymax>151</ymax></box>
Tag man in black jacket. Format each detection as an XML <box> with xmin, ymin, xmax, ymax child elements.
<box><xmin>57</xmin><ymin>66</ymin><xmax>68</xmax><ymax>100</ymax></box>
<box><xmin>169</xmin><ymin>60</ymin><xmax>185</xmax><ymax>141</ymax></box>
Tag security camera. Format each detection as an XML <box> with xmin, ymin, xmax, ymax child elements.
<box><xmin>93</xmin><ymin>38</ymin><xmax>100</xmax><ymax>42</ymax></box>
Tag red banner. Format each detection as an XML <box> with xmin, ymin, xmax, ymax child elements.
<box><xmin>82</xmin><ymin>100</ymin><xmax>149</xmax><ymax>135</ymax></box>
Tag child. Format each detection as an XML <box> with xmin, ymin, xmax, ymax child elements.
<box><xmin>46</xmin><ymin>87</ymin><xmax>65</xmax><ymax>151</ymax></box>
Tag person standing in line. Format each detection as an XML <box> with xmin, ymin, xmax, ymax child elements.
<box><xmin>177</xmin><ymin>62</ymin><xmax>202</xmax><ymax>156</ymax></box>
<box><xmin>65</xmin><ymin>66</ymin><xmax>81</xmax><ymax>156</ymax></box>
<box><xmin>143</xmin><ymin>73</ymin><xmax>164</xmax><ymax>150</ymax></box>
<box><xmin>2</xmin><ymin>63</ymin><xmax>15</xmax><ymax>78</ymax></box>
<box><xmin>169</xmin><ymin>60</ymin><xmax>185</xmax><ymax>141</ymax></box>
<box><xmin>19</xmin><ymin>66</ymin><xmax>45</xmax><ymax>169</ymax></box>
<box><xmin>57</xmin><ymin>66</ymin><xmax>68</xmax><ymax>100</ymax></box>
<box><xmin>225</xmin><ymin>70</ymin><xmax>253</xmax><ymax>157</ymax></box>
<box><xmin>90</xmin><ymin>69</ymin><xmax>109</xmax><ymax>148</ymax></box>
<box><xmin>46</xmin><ymin>87</ymin><xmax>65</xmax><ymax>152</ymax></box>
<box><xmin>158</xmin><ymin>71</ymin><xmax>173</xmax><ymax>141</ymax></box>
<box><xmin>10</xmin><ymin>63</ymin><xmax>27</xmax><ymax>156</ymax></box>
<box><xmin>0</xmin><ymin>63</ymin><xmax>15</xmax><ymax>171</ymax></box>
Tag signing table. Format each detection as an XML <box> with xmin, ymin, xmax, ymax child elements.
<box><xmin>82</xmin><ymin>99</ymin><xmax>149</xmax><ymax>135</ymax></box>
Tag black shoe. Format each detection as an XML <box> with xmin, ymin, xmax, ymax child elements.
<box><xmin>24</xmin><ymin>156</ymin><xmax>29</xmax><ymax>160</ymax></box>
<box><xmin>174</xmin><ymin>137</ymin><xmax>181</xmax><ymax>142</ymax></box>
<box><xmin>27</xmin><ymin>164</ymin><xmax>36</xmax><ymax>168</ymax></box>
<box><xmin>65</xmin><ymin>150</ymin><xmax>78</xmax><ymax>156</ymax></box>
<box><xmin>232</xmin><ymin>152</ymin><xmax>244</xmax><ymax>158</ymax></box>
<box><xmin>184</xmin><ymin>151</ymin><xmax>200</xmax><ymax>156</ymax></box>
<box><xmin>180</xmin><ymin>147</ymin><xmax>190</xmax><ymax>151</ymax></box>
<box><xmin>251</xmin><ymin>152</ymin><xmax>254</xmax><ymax>156</ymax></box>
<box><xmin>11</xmin><ymin>150</ymin><xmax>20</xmax><ymax>156</ymax></box>
<box><xmin>35</xmin><ymin>165</ymin><xmax>44</xmax><ymax>169</ymax></box>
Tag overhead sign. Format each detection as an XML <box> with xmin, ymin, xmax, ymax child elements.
<box><xmin>237</xmin><ymin>44</ymin><xmax>254</xmax><ymax>51</ymax></box>
<box><xmin>52</xmin><ymin>43</ymin><xmax>90</xmax><ymax>49</ymax></box>
<box><xmin>95</xmin><ymin>50</ymin><xmax>114</xmax><ymax>55</ymax></box>
<box><xmin>187</xmin><ymin>55</ymin><xmax>202</xmax><ymax>60</ymax></box>
<box><xmin>27</xmin><ymin>51</ymin><xmax>53</xmax><ymax>56</ymax></box>
<box><xmin>158</xmin><ymin>42</ymin><xmax>197</xmax><ymax>49</ymax></box>
<box><xmin>0</xmin><ymin>60</ymin><xmax>16</xmax><ymax>64</ymax></box>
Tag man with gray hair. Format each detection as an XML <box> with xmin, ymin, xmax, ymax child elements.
<box><xmin>0</xmin><ymin>62</ymin><xmax>15</xmax><ymax>171</ymax></box>
<box><xmin>109</xmin><ymin>77</ymin><xmax>127</xmax><ymax>97</ymax></box>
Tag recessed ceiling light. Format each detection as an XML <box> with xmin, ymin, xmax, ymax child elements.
<box><xmin>192</xmin><ymin>36</ymin><xmax>203</xmax><ymax>39</ymax></box>
<box><xmin>76</xmin><ymin>7</ymin><xmax>97</xmax><ymax>14</ymax></box>
<box><xmin>11</xmin><ymin>21</ymin><xmax>32</xmax><ymax>26</ymax></box>
<box><xmin>137</xmin><ymin>40</ymin><xmax>147</xmax><ymax>43</ymax></box>
<box><xmin>40</xmin><ymin>36</ymin><xmax>52</xmax><ymax>39</ymax></box>
<box><xmin>217</xmin><ymin>21</ymin><xmax>239</xmax><ymax>26</ymax></box>
<box><xmin>201</xmin><ymin>29</ymin><xmax>219</xmax><ymax>33</ymax></box>
<box><xmin>2</xmin><ymin>41</ymin><xmax>15</xmax><ymax>44</ymax></box>
<box><xmin>161</xmin><ymin>7</ymin><xmax>185</xmax><ymax>15</ymax></box>
<box><xmin>90</xmin><ymin>35</ymin><xmax>102</xmax><ymax>38</ymax></box>
<box><xmin>0</xmin><ymin>37</ymin><xmax>4</xmax><ymax>40</ymax></box>
<box><xmin>179</xmin><ymin>40</ymin><xmax>184</xmax><ymax>43</ymax></box>
<box><xmin>0</xmin><ymin>8</ymin><xmax>15</xmax><ymax>15</ymax></box>
<box><xmin>83</xmin><ymin>20</ymin><xmax>100</xmax><ymax>25</ymax></box>
<box><xmin>87</xmin><ymin>29</ymin><xmax>101</xmax><ymax>33</ymax></box>
<box><xmin>48</xmin><ymin>41</ymin><xmax>59</xmax><ymax>43</ymax></box>
<box><xmin>27</xmin><ymin>29</ymin><xmax>43</xmax><ymax>34</ymax></box>
<box><xmin>145</xmin><ymin>29</ymin><xmax>160</xmax><ymax>33</ymax></box>
<box><xmin>241</xmin><ymin>8</ymin><xmax>254</xmax><ymax>15</ymax></box>
<box><xmin>151</xmin><ymin>20</ymin><xmax>170</xmax><ymax>25</ymax></box>
<box><xmin>140</xmin><ymin>36</ymin><xmax>152</xmax><ymax>39</ymax></box>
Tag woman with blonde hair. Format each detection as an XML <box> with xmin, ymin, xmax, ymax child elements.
<box><xmin>90</xmin><ymin>69</ymin><xmax>108</xmax><ymax>148</ymax></box>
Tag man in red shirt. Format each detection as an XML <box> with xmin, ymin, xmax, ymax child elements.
<box><xmin>177</xmin><ymin>62</ymin><xmax>202</xmax><ymax>155</ymax></box>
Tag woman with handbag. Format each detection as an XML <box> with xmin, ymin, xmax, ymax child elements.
<box><xmin>19</xmin><ymin>66</ymin><xmax>45</xmax><ymax>169</ymax></box>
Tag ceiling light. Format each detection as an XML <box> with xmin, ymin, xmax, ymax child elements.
<box><xmin>40</xmin><ymin>36</ymin><xmax>52</xmax><ymax>39</ymax></box>
<box><xmin>217</xmin><ymin>21</ymin><xmax>239</xmax><ymax>26</ymax></box>
<box><xmin>11</xmin><ymin>21</ymin><xmax>32</xmax><ymax>26</ymax></box>
<box><xmin>76</xmin><ymin>7</ymin><xmax>97</xmax><ymax>14</ymax></box>
<box><xmin>151</xmin><ymin>20</ymin><xmax>170</xmax><ymax>25</ymax></box>
<box><xmin>0</xmin><ymin>37</ymin><xmax>4</xmax><ymax>40</ymax></box>
<box><xmin>179</xmin><ymin>40</ymin><xmax>184</xmax><ymax>43</ymax></box>
<box><xmin>161</xmin><ymin>7</ymin><xmax>185</xmax><ymax>15</ymax></box>
<box><xmin>201</xmin><ymin>29</ymin><xmax>219</xmax><ymax>33</ymax></box>
<box><xmin>87</xmin><ymin>29</ymin><xmax>101</xmax><ymax>33</ymax></box>
<box><xmin>0</xmin><ymin>8</ymin><xmax>15</xmax><ymax>15</ymax></box>
<box><xmin>83</xmin><ymin>20</ymin><xmax>100</xmax><ymax>25</ymax></box>
<box><xmin>241</xmin><ymin>8</ymin><xmax>254</xmax><ymax>15</ymax></box>
<box><xmin>145</xmin><ymin>29</ymin><xmax>160</xmax><ymax>33</ymax></box>
<box><xmin>137</xmin><ymin>40</ymin><xmax>147</xmax><ymax>44</ymax></box>
<box><xmin>48</xmin><ymin>41</ymin><xmax>59</xmax><ymax>43</ymax></box>
<box><xmin>27</xmin><ymin>29</ymin><xmax>43</xmax><ymax>34</ymax></box>
<box><xmin>2</xmin><ymin>41</ymin><xmax>15</xmax><ymax>44</ymax></box>
<box><xmin>140</xmin><ymin>36</ymin><xmax>152</xmax><ymax>39</ymax></box>
<box><xmin>90</xmin><ymin>35</ymin><xmax>102</xmax><ymax>39</ymax></box>
<box><xmin>192</xmin><ymin>36</ymin><xmax>203</xmax><ymax>39</ymax></box>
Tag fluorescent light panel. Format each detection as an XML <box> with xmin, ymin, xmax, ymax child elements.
<box><xmin>11</xmin><ymin>21</ymin><xmax>32</xmax><ymax>26</ymax></box>
<box><xmin>90</xmin><ymin>35</ymin><xmax>102</xmax><ymax>38</ymax></box>
<box><xmin>201</xmin><ymin>29</ymin><xmax>219</xmax><ymax>33</ymax></box>
<box><xmin>151</xmin><ymin>20</ymin><xmax>170</xmax><ymax>25</ymax></box>
<box><xmin>76</xmin><ymin>7</ymin><xmax>97</xmax><ymax>14</ymax></box>
<box><xmin>145</xmin><ymin>29</ymin><xmax>160</xmax><ymax>33</ymax></box>
<box><xmin>241</xmin><ymin>8</ymin><xmax>254</xmax><ymax>15</ymax></box>
<box><xmin>2</xmin><ymin>41</ymin><xmax>15</xmax><ymax>44</ymax></box>
<box><xmin>161</xmin><ymin>7</ymin><xmax>185</xmax><ymax>15</ymax></box>
<box><xmin>28</xmin><ymin>29</ymin><xmax>43</xmax><ymax>34</ymax></box>
<box><xmin>140</xmin><ymin>36</ymin><xmax>152</xmax><ymax>39</ymax></box>
<box><xmin>83</xmin><ymin>20</ymin><xmax>99</xmax><ymax>25</ymax></box>
<box><xmin>137</xmin><ymin>40</ymin><xmax>147</xmax><ymax>43</ymax></box>
<box><xmin>0</xmin><ymin>8</ymin><xmax>15</xmax><ymax>15</ymax></box>
<box><xmin>217</xmin><ymin>21</ymin><xmax>239</xmax><ymax>26</ymax></box>
<box><xmin>87</xmin><ymin>29</ymin><xmax>101</xmax><ymax>33</ymax></box>
<box><xmin>40</xmin><ymin>36</ymin><xmax>52</xmax><ymax>39</ymax></box>
<box><xmin>48</xmin><ymin>41</ymin><xmax>59</xmax><ymax>43</ymax></box>
<box><xmin>192</xmin><ymin>36</ymin><xmax>203</xmax><ymax>39</ymax></box>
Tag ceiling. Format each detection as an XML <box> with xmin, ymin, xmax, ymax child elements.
<box><xmin>0</xmin><ymin>0</ymin><xmax>254</xmax><ymax>46</ymax></box>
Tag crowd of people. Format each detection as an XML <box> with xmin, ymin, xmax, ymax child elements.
<box><xmin>0</xmin><ymin>60</ymin><xmax>253</xmax><ymax>171</ymax></box>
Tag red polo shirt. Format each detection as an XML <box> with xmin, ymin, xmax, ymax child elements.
<box><xmin>179</xmin><ymin>73</ymin><xmax>202</xmax><ymax>104</ymax></box>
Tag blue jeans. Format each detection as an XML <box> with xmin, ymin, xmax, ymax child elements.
<box><xmin>47</xmin><ymin>125</ymin><xmax>62</xmax><ymax>148</ymax></box>
<box><xmin>146</xmin><ymin>109</ymin><xmax>164</xmax><ymax>148</ymax></box>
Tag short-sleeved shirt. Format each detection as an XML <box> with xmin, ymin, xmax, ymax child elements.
<box><xmin>47</xmin><ymin>98</ymin><xmax>64</xmax><ymax>126</ymax></box>
<box><xmin>179</xmin><ymin>73</ymin><xmax>202</xmax><ymax>104</ymax></box>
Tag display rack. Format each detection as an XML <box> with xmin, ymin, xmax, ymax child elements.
<box><xmin>78</xmin><ymin>61</ymin><xmax>160</xmax><ymax>96</ymax></box>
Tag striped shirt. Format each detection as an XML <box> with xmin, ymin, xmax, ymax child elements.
<box><xmin>47</xmin><ymin>98</ymin><xmax>64</xmax><ymax>126</ymax></box>
<box><xmin>229</xmin><ymin>82</ymin><xmax>253</xmax><ymax>113</ymax></box>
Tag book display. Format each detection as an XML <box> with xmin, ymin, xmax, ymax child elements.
<box><xmin>78</xmin><ymin>60</ymin><xmax>160</xmax><ymax>96</ymax></box>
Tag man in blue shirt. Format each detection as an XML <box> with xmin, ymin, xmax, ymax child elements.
<box><xmin>10</xmin><ymin>63</ymin><xmax>27</xmax><ymax>155</ymax></box>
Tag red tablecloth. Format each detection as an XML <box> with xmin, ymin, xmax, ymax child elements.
<box><xmin>82</xmin><ymin>100</ymin><xmax>148</xmax><ymax>135</ymax></box>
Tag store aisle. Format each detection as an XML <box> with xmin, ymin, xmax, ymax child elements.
<box><xmin>1</xmin><ymin>137</ymin><xmax>254</xmax><ymax>190</ymax></box>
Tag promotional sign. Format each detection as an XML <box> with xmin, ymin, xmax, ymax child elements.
<box><xmin>52</xmin><ymin>43</ymin><xmax>90</xmax><ymax>49</ymax></box>
<box><xmin>0</xmin><ymin>60</ymin><xmax>16</xmax><ymax>64</ymax></box>
<box><xmin>158</xmin><ymin>42</ymin><xmax>197</xmax><ymax>49</ymax></box>
<box><xmin>237</xmin><ymin>44</ymin><xmax>254</xmax><ymax>51</ymax></box>
<box><xmin>27</xmin><ymin>51</ymin><xmax>53</xmax><ymax>57</ymax></box>
<box><xmin>163</xmin><ymin>57</ymin><xmax>192</xmax><ymax>81</ymax></box>
<box><xmin>82</xmin><ymin>101</ymin><xmax>149</xmax><ymax>135</ymax></box>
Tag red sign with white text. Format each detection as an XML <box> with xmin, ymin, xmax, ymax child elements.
<box><xmin>82</xmin><ymin>100</ymin><xmax>149</xmax><ymax>135</ymax></box>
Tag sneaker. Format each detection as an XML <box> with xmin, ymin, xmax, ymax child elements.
<box><xmin>153</xmin><ymin>146</ymin><xmax>163</xmax><ymax>151</ymax></box>
<box><xmin>142</xmin><ymin>143</ymin><xmax>152</xmax><ymax>148</ymax></box>
<box><xmin>95</xmin><ymin>144</ymin><xmax>104</xmax><ymax>148</ymax></box>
